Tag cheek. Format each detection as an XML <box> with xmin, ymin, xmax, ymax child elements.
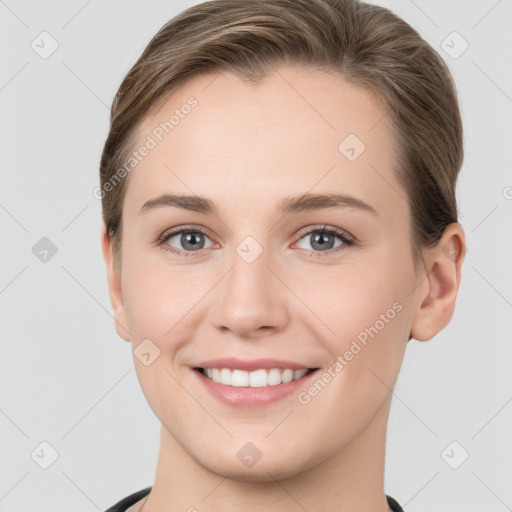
<box><xmin>308</xmin><ymin>265</ymin><xmax>400</xmax><ymax>337</ymax></box>
<box><xmin>301</xmin><ymin>270</ymin><xmax>407</xmax><ymax>431</ymax></box>
<box><xmin>311</xmin><ymin>264</ymin><xmax>408</xmax><ymax>380</ymax></box>
<box><xmin>121</xmin><ymin>252</ymin><xmax>195</xmax><ymax>341</ymax></box>
<box><xmin>121</xmin><ymin>255</ymin><xmax>199</xmax><ymax>415</ymax></box>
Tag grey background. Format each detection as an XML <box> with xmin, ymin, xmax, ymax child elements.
<box><xmin>0</xmin><ymin>0</ymin><xmax>511</xmax><ymax>510</ymax></box>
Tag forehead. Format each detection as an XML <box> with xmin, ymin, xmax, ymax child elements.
<box><xmin>125</xmin><ymin>66</ymin><xmax>405</xmax><ymax>222</ymax></box>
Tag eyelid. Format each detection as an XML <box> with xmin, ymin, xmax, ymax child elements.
<box><xmin>156</xmin><ymin>223</ymin><xmax>355</xmax><ymax>256</ymax></box>
<box><xmin>291</xmin><ymin>224</ymin><xmax>354</xmax><ymax>257</ymax></box>
<box><xmin>294</xmin><ymin>224</ymin><xmax>354</xmax><ymax>244</ymax></box>
<box><xmin>155</xmin><ymin>224</ymin><xmax>215</xmax><ymax>245</ymax></box>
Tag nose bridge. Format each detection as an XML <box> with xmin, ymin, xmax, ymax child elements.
<box><xmin>213</xmin><ymin>234</ymin><xmax>289</xmax><ymax>336</ymax></box>
<box><xmin>230</xmin><ymin>237</ymin><xmax>272</xmax><ymax>296</ymax></box>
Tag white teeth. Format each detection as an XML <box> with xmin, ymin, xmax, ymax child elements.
<box><xmin>248</xmin><ymin>369</ymin><xmax>267</xmax><ymax>387</ymax></box>
<box><xmin>293</xmin><ymin>369</ymin><xmax>308</xmax><ymax>380</ymax></box>
<box><xmin>220</xmin><ymin>368</ymin><xmax>231</xmax><ymax>385</ymax></box>
<box><xmin>232</xmin><ymin>369</ymin><xmax>249</xmax><ymax>387</ymax></box>
<box><xmin>282</xmin><ymin>369</ymin><xmax>293</xmax><ymax>383</ymax></box>
<box><xmin>268</xmin><ymin>368</ymin><xmax>282</xmax><ymax>385</ymax></box>
<box><xmin>201</xmin><ymin>367</ymin><xmax>311</xmax><ymax>387</ymax></box>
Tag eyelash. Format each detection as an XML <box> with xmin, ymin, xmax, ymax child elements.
<box><xmin>156</xmin><ymin>224</ymin><xmax>354</xmax><ymax>258</ymax></box>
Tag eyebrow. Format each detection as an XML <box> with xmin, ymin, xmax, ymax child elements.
<box><xmin>138</xmin><ymin>192</ymin><xmax>378</xmax><ymax>217</ymax></box>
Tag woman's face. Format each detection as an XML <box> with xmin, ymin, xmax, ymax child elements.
<box><xmin>107</xmin><ymin>66</ymin><xmax>427</xmax><ymax>480</ymax></box>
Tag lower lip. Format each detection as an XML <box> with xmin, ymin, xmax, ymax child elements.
<box><xmin>191</xmin><ymin>368</ymin><xmax>319</xmax><ymax>408</ymax></box>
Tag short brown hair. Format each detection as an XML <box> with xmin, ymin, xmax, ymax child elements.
<box><xmin>99</xmin><ymin>0</ymin><xmax>463</xmax><ymax>270</ymax></box>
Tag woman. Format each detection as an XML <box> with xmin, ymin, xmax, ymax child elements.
<box><xmin>100</xmin><ymin>0</ymin><xmax>465</xmax><ymax>510</ymax></box>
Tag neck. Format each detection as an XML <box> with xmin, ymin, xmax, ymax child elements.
<box><xmin>144</xmin><ymin>396</ymin><xmax>393</xmax><ymax>512</ymax></box>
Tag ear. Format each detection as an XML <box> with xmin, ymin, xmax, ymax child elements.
<box><xmin>410</xmin><ymin>223</ymin><xmax>466</xmax><ymax>342</ymax></box>
<box><xmin>100</xmin><ymin>222</ymin><xmax>131</xmax><ymax>342</ymax></box>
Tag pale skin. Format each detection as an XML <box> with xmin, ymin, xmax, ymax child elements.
<box><xmin>101</xmin><ymin>65</ymin><xmax>465</xmax><ymax>512</ymax></box>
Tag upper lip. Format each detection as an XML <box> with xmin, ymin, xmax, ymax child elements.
<box><xmin>193</xmin><ymin>358</ymin><xmax>317</xmax><ymax>372</ymax></box>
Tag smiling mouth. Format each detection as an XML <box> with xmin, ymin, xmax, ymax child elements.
<box><xmin>194</xmin><ymin>367</ymin><xmax>318</xmax><ymax>387</ymax></box>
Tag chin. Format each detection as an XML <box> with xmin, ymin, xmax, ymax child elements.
<box><xmin>191</xmin><ymin>447</ymin><xmax>314</xmax><ymax>483</ymax></box>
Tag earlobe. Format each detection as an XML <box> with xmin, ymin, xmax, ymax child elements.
<box><xmin>410</xmin><ymin>223</ymin><xmax>466</xmax><ymax>342</ymax></box>
<box><xmin>100</xmin><ymin>222</ymin><xmax>131</xmax><ymax>342</ymax></box>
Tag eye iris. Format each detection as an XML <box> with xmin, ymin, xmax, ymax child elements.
<box><xmin>181</xmin><ymin>232</ymin><xmax>204</xmax><ymax>251</ymax></box>
<box><xmin>311</xmin><ymin>232</ymin><xmax>335</xmax><ymax>251</ymax></box>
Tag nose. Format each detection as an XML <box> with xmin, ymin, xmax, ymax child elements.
<box><xmin>211</xmin><ymin>244</ymin><xmax>290</xmax><ymax>339</ymax></box>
